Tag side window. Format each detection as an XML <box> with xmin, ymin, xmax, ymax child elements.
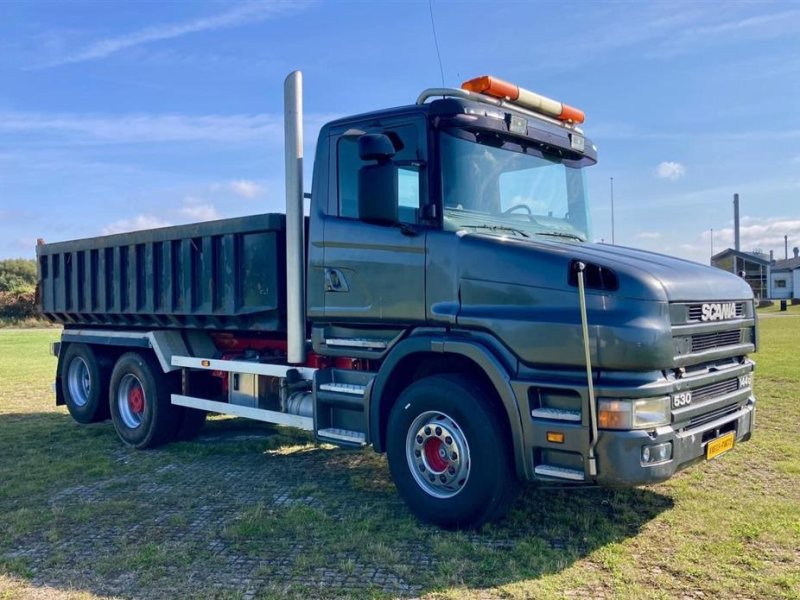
<box><xmin>336</xmin><ymin>124</ymin><xmax>422</xmax><ymax>223</ymax></box>
<box><xmin>337</xmin><ymin>137</ymin><xmax>361</xmax><ymax>218</ymax></box>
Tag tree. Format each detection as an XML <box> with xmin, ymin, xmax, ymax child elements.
<box><xmin>0</xmin><ymin>258</ymin><xmax>38</xmax><ymax>293</ymax></box>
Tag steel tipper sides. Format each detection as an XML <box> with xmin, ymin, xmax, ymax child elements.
<box><xmin>37</xmin><ymin>214</ymin><xmax>287</xmax><ymax>332</ymax></box>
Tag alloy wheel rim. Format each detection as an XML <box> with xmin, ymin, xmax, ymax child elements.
<box><xmin>405</xmin><ymin>410</ymin><xmax>471</xmax><ymax>498</ymax></box>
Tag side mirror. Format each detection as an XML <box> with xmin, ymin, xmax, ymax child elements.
<box><xmin>358</xmin><ymin>163</ymin><xmax>398</xmax><ymax>225</ymax></box>
<box><xmin>358</xmin><ymin>134</ymin><xmax>396</xmax><ymax>162</ymax></box>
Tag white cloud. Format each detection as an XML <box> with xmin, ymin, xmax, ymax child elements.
<box><xmin>178</xmin><ymin>197</ymin><xmax>221</xmax><ymax>221</ymax></box>
<box><xmin>0</xmin><ymin>110</ymin><xmax>337</xmax><ymax>145</ymax></box>
<box><xmin>33</xmin><ymin>1</ymin><xmax>312</xmax><ymax>69</ymax></box>
<box><xmin>656</xmin><ymin>161</ymin><xmax>686</xmax><ymax>181</ymax></box>
<box><xmin>701</xmin><ymin>216</ymin><xmax>800</xmax><ymax>257</ymax></box>
<box><xmin>102</xmin><ymin>214</ymin><xmax>171</xmax><ymax>235</ymax></box>
<box><xmin>635</xmin><ymin>232</ymin><xmax>661</xmax><ymax>240</ymax></box>
<box><xmin>228</xmin><ymin>179</ymin><xmax>263</xmax><ymax>199</ymax></box>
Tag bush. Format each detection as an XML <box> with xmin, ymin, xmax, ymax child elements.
<box><xmin>792</xmin><ymin>298</ymin><xmax>800</xmax><ymax>306</ymax></box>
<box><xmin>0</xmin><ymin>290</ymin><xmax>39</xmax><ymax>321</ymax></box>
<box><xmin>0</xmin><ymin>259</ymin><xmax>37</xmax><ymax>293</ymax></box>
<box><xmin>757</xmin><ymin>299</ymin><xmax>774</xmax><ymax>308</ymax></box>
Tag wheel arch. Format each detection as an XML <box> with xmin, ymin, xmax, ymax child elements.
<box><xmin>368</xmin><ymin>334</ymin><xmax>529</xmax><ymax>479</ymax></box>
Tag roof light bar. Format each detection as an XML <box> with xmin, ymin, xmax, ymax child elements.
<box><xmin>461</xmin><ymin>75</ymin><xmax>585</xmax><ymax>124</ymax></box>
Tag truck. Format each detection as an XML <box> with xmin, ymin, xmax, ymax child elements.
<box><xmin>37</xmin><ymin>72</ymin><xmax>757</xmax><ymax>528</ymax></box>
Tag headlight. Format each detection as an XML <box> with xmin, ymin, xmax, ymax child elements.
<box><xmin>597</xmin><ymin>397</ymin><xmax>670</xmax><ymax>430</ymax></box>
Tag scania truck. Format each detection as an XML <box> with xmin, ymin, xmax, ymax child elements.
<box><xmin>37</xmin><ymin>73</ymin><xmax>756</xmax><ymax>528</ymax></box>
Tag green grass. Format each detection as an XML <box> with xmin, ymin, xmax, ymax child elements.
<box><xmin>757</xmin><ymin>301</ymin><xmax>800</xmax><ymax>315</ymax></box>
<box><xmin>0</xmin><ymin>324</ymin><xmax>798</xmax><ymax>599</ymax></box>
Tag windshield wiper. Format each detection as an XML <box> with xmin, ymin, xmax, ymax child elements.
<box><xmin>465</xmin><ymin>225</ymin><xmax>530</xmax><ymax>238</ymax></box>
<box><xmin>535</xmin><ymin>231</ymin><xmax>584</xmax><ymax>242</ymax></box>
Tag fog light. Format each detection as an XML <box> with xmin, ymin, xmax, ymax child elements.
<box><xmin>642</xmin><ymin>442</ymin><xmax>672</xmax><ymax>464</ymax></box>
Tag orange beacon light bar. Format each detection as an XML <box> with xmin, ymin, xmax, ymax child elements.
<box><xmin>461</xmin><ymin>75</ymin><xmax>585</xmax><ymax>124</ymax></box>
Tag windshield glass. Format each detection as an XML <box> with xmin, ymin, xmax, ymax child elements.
<box><xmin>439</xmin><ymin>130</ymin><xmax>592</xmax><ymax>241</ymax></box>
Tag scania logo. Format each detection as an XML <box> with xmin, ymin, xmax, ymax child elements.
<box><xmin>701</xmin><ymin>302</ymin><xmax>737</xmax><ymax>321</ymax></box>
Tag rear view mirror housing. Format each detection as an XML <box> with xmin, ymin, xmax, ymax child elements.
<box><xmin>358</xmin><ymin>134</ymin><xmax>396</xmax><ymax>162</ymax></box>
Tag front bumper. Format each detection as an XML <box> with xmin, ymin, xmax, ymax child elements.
<box><xmin>514</xmin><ymin>358</ymin><xmax>756</xmax><ymax>484</ymax></box>
<box><xmin>594</xmin><ymin>396</ymin><xmax>755</xmax><ymax>485</ymax></box>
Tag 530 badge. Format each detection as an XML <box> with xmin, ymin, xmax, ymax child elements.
<box><xmin>672</xmin><ymin>391</ymin><xmax>693</xmax><ymax>408</ymax></box>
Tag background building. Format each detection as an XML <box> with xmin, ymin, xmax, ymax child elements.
<box><xmin>711</xmin><ymin>248</ymin><xmax>770</xmax><ymax>300</ymax></box>
<box><xmin>769</xmin><ymin>248</ymin><xmax>800</xmax><ymax>300</ymax></box>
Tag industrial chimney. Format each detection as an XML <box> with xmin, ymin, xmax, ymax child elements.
<box><xmin>733</xmin><ymin>194</ymin><xmax>740</xmax><ymax>252</ymax></box>
<box><xmin>794</xmin><ymin>247</ymin><xmax>799</xmax><ymax>259</ymax></box>
<box><xmin>786</xmin><ymin>235</ymin><xmax>789</xmax><ymax>260</ymax></box>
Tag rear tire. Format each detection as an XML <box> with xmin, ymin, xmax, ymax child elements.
<box><xmin>386</xmin><ymin>374</ymin><xmax>518</xmax><ymax>529</ymax></box>
<box><xmin>61</xmin><ymin>343</ymin><xmax>109</xmax><ymax>424</ymax></box>
<box><xmin>109</xmin><ymin>352</ymin><xmax>181</xmax><ymax>449</ymax></box>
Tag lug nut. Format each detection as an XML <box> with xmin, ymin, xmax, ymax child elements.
<box><xmin>424</xmin><ymin>427</ymin><xmax>431</xmax><ymax>436</ymax></box>
<box><xmin>445</xmin><ymin>436</ymin><xmax>452</xmax><ymax>445</ymax></box>
<box><xmin>416</xmin><ymin>435</ymin><xmax>423</xmax><ymax>444</ymax></box>
<box><xmin>435</xmin><ymin>426</ymin><xmax>442</xmax><ymax>436</ymax></box>
<box><xmin>451</xmin><ymin>452</ymin><xmax>458</xmax><ymax>461</ymax></box>
<box><xmin>439</xmin><ymin>474</ymin><xmax>447</xmax><ymax>483</ymax></box>
<box><xmin>448</xmin><ymin>466</ymin><xmax>456</xmax><ymax>474</ymax></box>
<box><xmin>414</xmin><ymin>449</ymin><xmax>421</xmax><ymax>457</ymax></box>
<box><xmin>419</xmin><ymin>464</ymin><xmax>425</xmax><ymax>472</ymax></box>
<box><xmin>429</xmin><ymin>474</ymin><xmax>435</xmax><ymax>482</ymax></box>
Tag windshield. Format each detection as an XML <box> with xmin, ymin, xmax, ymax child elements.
<box><xmin>439</xmin><ymin>130</ymin><xmax>592</xmax><ymax>241</ymax></box>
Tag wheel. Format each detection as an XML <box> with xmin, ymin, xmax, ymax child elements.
<box><xmin>61</xmin><ymin>343</ymin><xmax>109</xmax><ymax>424</ymax></box>
<box><xmin>386</xmin><ymin>374</ymin><xmax>518</xmax><ymax>528</ymax></box>
<box><xmin>109</xmin><ymin>352</ymin><xmax>181</xmax><ymax>449</ymax></box>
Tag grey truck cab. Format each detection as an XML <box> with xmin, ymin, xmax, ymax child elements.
<box><xmin>39</xmin><ymin>74</ymin><xmax>756</xmax><ymax>528</ymax></box>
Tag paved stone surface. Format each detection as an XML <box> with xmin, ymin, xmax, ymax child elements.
<box><xmin>4</xmin><ymin>423</ymin><xmax>433</xmax><ymax>599</ymax></box>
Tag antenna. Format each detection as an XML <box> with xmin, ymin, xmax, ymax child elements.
<box><xmin>428</xmin><ymin>0</ymin><xmax>445</xmax><ymax>88</ymax></box>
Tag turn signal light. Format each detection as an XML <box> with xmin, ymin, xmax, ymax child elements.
<box><xmin>546</xmin><ymin>432</ymin><xmax>565</xmax><ymax>444</ymax></box>
<box><xmin>461</xmin><ymin>75</ymin><xmax>585</xmax><ymax>124</ymax></box>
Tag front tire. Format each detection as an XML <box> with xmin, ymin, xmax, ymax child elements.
<box><xmin>386</xmin><ymin>374</ymin><xmax>517</xmax><ymax>528</ymax></box>
<box><xmin>61</xmin><ymin>343</ymin><xmax>109</xmax><ymax>424</ymax></box>
<box><xmin>109</xmin><ymin>352</ymin><xmax>181</xmax><ymax>449</ymax></box>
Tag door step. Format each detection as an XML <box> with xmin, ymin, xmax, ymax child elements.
<box><xmin>530</xmin><ymin>407</ymin><xmax>581</xmax><ymax>422</ymax></box>
<box><xmin>317</xmin><ymin>428</ymin><xmax>367</xmax><ymax>445</ymax></box>
<box><xmin>534</xmin><ymin>464</ymin><xmax>586</xmax><ymax>481</ymax></box>
<box><xmin>325</xmin><ymin>338</ymin><xmax>388</xmax><ymax>350</ymax></box>
<box><xmin>318</xmin><ymin>382</ymin><xmax>366</xmax><ymax>396</ymax></box>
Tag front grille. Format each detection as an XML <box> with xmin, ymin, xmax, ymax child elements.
<box><xmin>689</xmin><ymin>403</ymin><xmax>739</xmax><ymax>428</ymax></box>
<box><xmin>691</xmin><ymin>330</ymin><xmax>742</xmax><ymax>352</ymax></box>
<box><xmin>691</xmin><ymin>378</ymin><xmax>739</xmax><ymax>403</ymax></box>
<box><xmin>687</xmin><ymin>302</ymin><xmax>745</xmax><ymax>322</ymax></box>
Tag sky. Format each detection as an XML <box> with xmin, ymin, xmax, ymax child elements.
<box><xmin>1</xmin><ymin>0</ymin><xmax>799</xmax><ymax>265</ymax></box>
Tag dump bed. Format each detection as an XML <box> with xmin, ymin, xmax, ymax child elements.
<box><xmin>37</xmin><ymin>214</ymin><xmax>287</xmax><ymax>331</ymax></box>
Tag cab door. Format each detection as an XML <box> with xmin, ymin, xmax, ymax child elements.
<box><xmin>321</xmin><ymin>118</ymin><xmax>428</xmax><ymax>324</ymax></box>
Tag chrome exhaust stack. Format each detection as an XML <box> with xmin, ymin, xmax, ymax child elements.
<box><xmin>284</xmin><ymin>71</ymin><xmax>306</xmax><ymax>364</ymax></box>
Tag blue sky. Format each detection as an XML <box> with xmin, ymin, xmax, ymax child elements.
<box><xmin>1</xmin><ymin>0</ymin><xmax>799</xmax><ymax>264</ymax></box>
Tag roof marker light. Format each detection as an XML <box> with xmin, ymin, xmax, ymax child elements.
<box><xmin>461</xmin><ymin>75</ymin><xmax>585</xmax><ymax>124</ymax></box>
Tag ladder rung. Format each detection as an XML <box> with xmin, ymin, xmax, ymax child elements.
<box><xmin>534</xmin><ymin>464</ymin><xmax>585</xmax><ymax>481</ymax></box>
<box><xmin>317</xmin><ymin>428</ymin><xmax>366</xmax><ymax>445</ymax></box>
<box><xmin>325</xmin><ymin>338</ymin><xmax>388</xmax><ymax>349</ymax></box>
<box><xmin>319</xmin><ymin>382</ymin><xmax>366</xmax><ymax>396</ymax></box>
<box><xmin>531</xmin><ymin>407</ymin><xmax>581</xmax><ymax>422</ymax></box>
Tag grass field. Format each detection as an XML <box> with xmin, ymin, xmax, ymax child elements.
<box><xmin>0</xmin><ymin>316</ymin><xmax>798</xmax><ymax>599</ymax></box>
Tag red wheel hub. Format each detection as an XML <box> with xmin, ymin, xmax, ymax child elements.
<box><xmin>128</xmin><ymin>386</ymin><xmax>145</xmax><ymax>414</ymax></box>
<box><xmin>423</xmin><ymin>437</ymin><xmax>449</xmax><ymax>473</ymax></box>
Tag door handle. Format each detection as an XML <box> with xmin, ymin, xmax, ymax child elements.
<box><xmin>324</xmin><ymin>268</ymin><xmax>350</xmax><ymax>292</ymax></box>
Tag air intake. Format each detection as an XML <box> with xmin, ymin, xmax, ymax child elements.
<box><xmin>568</xmin><ymin>260</ymin><xmax>618</xmax><ymax>291</ymax></box>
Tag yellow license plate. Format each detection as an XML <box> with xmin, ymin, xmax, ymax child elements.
<box><xmin>706</xmin><ymin>432</ymin><xmax>735</xmax><ymax>460</ymax></box>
